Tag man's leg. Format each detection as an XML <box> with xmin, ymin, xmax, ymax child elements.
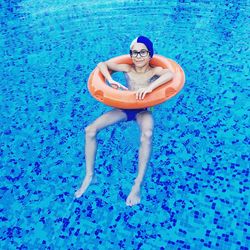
<box><xmin>74</xmin><ymin>108</ymin><xmax>127</xmax><ymax>198</ymax></box>
<box><xmin>126</xmin><ymin>111</ymin><xmax>154</xmax><ymax>206</ymax></box>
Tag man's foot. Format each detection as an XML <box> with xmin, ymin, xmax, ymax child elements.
<box><xmin>74</xmin><ymin>174</ymin><xmax>97</xmax><ymax>198</ymax></box>
<box><xmin>126</xmin><ymin>183</ymin><xmax>141</xmax><ymax>206</ymax></box>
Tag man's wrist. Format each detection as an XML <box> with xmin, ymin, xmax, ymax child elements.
<box><xmin>147</xmin><ymin>86</ymin><xmax>154</xmax><ymax>92</ymax></box>
<box><xmin>107</xmin><ymin>77</ymin><xmax>113</xmax><ymax>83</ymax></box>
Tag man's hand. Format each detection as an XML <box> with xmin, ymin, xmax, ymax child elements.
<box><xmin>135</xmin><ymin>87</ymin><xmax>152</xmax><ymax>100</ymax></box>
<box><xmin>109</xmin><ymin>79</ymin><xmax>128</xmax><ymax>90</ymax></box>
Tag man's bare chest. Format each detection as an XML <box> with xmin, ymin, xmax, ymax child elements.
<box><xmin>125</xmin><ymin>71</ymin><xmax>155</xmax><ymax>86</ymax></box>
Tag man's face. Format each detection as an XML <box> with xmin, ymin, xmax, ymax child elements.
<box><xmin>130</xmin><ymin>43</ymin><xmax>151</xmax><ymax>68</ymax></box>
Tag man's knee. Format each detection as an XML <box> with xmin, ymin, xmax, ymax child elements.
<box><xmin>140</xmin><ymin>129</ymin><xmax>153</xmax><ymax>143</ymax></box>
<box><xmin>85</xmin><ymin>125</ymin><xmax>97</xmax><ymax>138</ymax></box>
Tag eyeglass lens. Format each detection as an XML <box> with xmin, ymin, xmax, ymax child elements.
<box><xmin>130</xmin><ymin>50</ymin><xmax>149</xmax><ymax>57</ymax></box>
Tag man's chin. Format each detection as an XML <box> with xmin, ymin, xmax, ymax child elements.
<box><xmin>134</xmin><ymin>61</ymin><xmax>146</xmax><ymax>66</ymax></box>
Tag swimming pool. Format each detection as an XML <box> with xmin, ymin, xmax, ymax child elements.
<box><xmin>1</xmin><ymin>0</ymin><xmax>249</xmax><ymax>249</ymax></box>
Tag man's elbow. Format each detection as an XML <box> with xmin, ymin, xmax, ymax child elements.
<box><xmin>167</xmin><ymin>71</ymin><xmax>174</xmax><ymax>80</ymax></box>
<box><xmin>97</xmin><ymin>62</ymin><xmax>105</xmax><ymax>68</ymax></box>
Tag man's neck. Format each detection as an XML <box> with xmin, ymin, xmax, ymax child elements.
<box><xmin>133</xmin><ymin>64</ymin><xmax>151</xmax><ymax>73</ymax></box>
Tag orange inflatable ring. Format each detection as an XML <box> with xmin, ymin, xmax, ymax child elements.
<box><xmin>87</xmin><ymin>54</ymin><xmax>185</xmax><ymax>109</ymax></box>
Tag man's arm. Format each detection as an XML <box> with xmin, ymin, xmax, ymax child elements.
<box><xmin>97</xmin><ymin>61</ymin><xmax>131</xmax><ymax>82</ymax></box>
<box><xmin>148</xmin><ymin>67</ymin><xmax>174</xmax><ymax>92</ymax></box>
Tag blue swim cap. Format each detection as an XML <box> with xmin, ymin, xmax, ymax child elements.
<box><xmin>130</xmin><ymin>36</ymin><xmax>154</xmax><ymax>58</ymax></box>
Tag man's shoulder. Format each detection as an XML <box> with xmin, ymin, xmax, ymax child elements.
<box><xmin>127</xmin><ymin>64</ymin><xmax>133</xmax><ymax>70</ymax></box>
<box><xmin>125</xmin><ymin>64</ymin><xmax>134</xmax><ymax>73</ymax></box>
<box><xmin>151</xmin><ymin>66</ymin><xmax>172</xmax><ymax>76</ymax></box>
<box><xmin>151</xmin><ymin>66</ymin><xmax>163</xmax><ymax>74</ymax></box>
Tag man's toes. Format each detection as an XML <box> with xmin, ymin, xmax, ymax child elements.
<box><xmin>75</xmin><ymin>191</ymin><xmax>81</xmax><ymax>198</ymax></box>
<box><xmin>126</xmin><ymin>198</ymin><xmax>131</xmax><ymax>206</ymax></box>
<box><xmin>130</xmin><ymin>200</ymin><xmax>136</xmax><ymax>206</ymax></box>
<box><xmin>133</xmin><ymin>198</ymin><xmax>140</xmax><ymax>206</ymax></box>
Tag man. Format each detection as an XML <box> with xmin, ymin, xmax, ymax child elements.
<box><xmin>74</xmin><ymin>36</ymin><xmax>174</xmax><ymax>206</ymax></box>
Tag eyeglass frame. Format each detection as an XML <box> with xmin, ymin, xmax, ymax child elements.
<box><xmin>129</xmin><ymin>49</ymin><xmax>150</xmax><ymax>58</ymax></box>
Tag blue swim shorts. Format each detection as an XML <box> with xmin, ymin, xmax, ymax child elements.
<box><xmin>121</xmin><ymin>108</ymin><xmax>149</xmax><ymax>121</ymax></box>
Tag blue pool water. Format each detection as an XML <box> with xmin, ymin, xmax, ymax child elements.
<box><xmin>1</xmin><ymin>0</ymin><xmax>249</xmax><ymax>249</ymax></box>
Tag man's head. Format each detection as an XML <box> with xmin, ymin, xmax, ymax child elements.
<box><xmin>130</xmin><ymin>36</ymin><xmax>154</xmax><ymax>57</ymax></box>
<box><xmin>129</xmin><ymin>36</ymin><xmax>154</xmax><ymax>67</ymax></box>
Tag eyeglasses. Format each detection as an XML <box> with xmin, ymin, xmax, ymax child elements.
<box><xmin>129</xmin><ymin>49</ymin><xmax>149</xmax><ymax>58</ymax></box>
